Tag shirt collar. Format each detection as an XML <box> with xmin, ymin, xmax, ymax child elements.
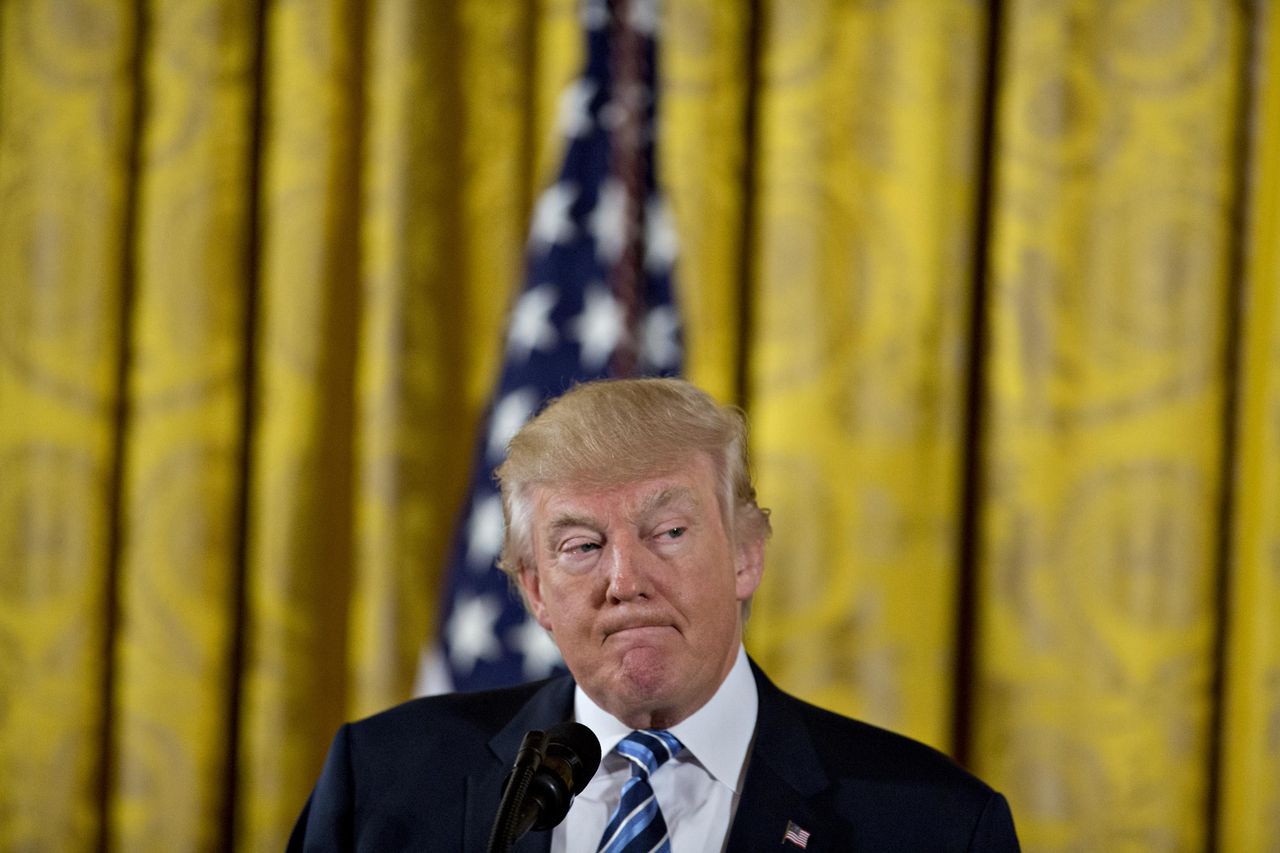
<box><xmin>573</xmin><ymin>645</ymin><xmax>758</xmax><ymax>793</ymax></box>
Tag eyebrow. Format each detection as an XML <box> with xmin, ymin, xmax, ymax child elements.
<box><xmin>545</xmin><ymin>512</ymin><xmax>601</xmax><ymax>540</ymax></box>
<box><xmin>542</xmin><ymin>486</ymin><xmax>700</xmax><ymax>543</ymax></box>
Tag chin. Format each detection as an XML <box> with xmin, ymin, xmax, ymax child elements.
<box><xmin>608</xmin><ymin>653</ymin><xmax>680</xmax><ymax>706</ymax></box>
<box><xmin>616</xmin><ymin>642</ymin><xmax>679</xmax><ymax>680</ymax></box>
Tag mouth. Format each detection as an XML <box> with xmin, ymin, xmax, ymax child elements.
<box><xmin>603</xmin><ymin>623</ymin><xmax>675</xmax><ymax>642</ymax></box>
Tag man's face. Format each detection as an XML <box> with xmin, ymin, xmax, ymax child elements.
<box><xmin>518</xmin><ymin>452</ymin><xmax>764</xmax><ymax>729</ymax></box>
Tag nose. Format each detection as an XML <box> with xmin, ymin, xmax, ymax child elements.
<box><xmin>605</xmin><ymin>537</ymin><xmax>650</xmax><ymax>604</ymax></box>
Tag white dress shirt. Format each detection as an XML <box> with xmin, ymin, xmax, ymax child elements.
<box><xmin>551</xmin><ymin>645</ymin><xmax>759</xmax><ymax>853</ymax></box>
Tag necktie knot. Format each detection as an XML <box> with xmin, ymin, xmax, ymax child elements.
<box><xmin>616</xmin><ymin>729</ymin><xmax>682</xmax><ymax>779</ymax></box>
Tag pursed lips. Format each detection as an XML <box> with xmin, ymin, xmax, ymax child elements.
<box><xmin>601</xmin><ymin>621</ymin><xmax>676</xmax><ymax>642</ymax></box>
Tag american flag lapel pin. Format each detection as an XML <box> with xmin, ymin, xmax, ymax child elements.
<box><xmin>782</xmin><ymin>820</ymin><xmax>811</xmax><ymax>848</ymax></box>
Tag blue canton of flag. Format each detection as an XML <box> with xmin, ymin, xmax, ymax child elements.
<box><xmin>418</xmin><ymin>0</ymin><xmax>682</xmax><ymax>694</ymax></box>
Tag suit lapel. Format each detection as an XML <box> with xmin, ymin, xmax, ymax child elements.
<box><xmin>462</xmin><ymin>677</ymin><xmax>576</xmax><ymax>853</ymax></box>
<box><xmin>726</xmin><ymin>662</ymin><xmax>835</xmax><ymax>852</ymax></box>
<box><xmin>729</xmin><ymin>760</ymin><xmax>831</xmax><ymax>852</ymax></box>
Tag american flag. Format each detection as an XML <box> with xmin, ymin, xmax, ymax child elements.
<box><xmin>417</xmin><ymin>0</ymin><xmax>682</xmax><ymax>694</ymax></box>
<box><xmin>782</xmin><ymin>821</ymin><xmax>811</xmax><ymax>849</ymax></box>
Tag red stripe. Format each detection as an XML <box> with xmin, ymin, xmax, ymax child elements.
<box><xmin>606</xmin><ymin>0</ymin><xmax>646</xmax><ymax>376</ymax></box>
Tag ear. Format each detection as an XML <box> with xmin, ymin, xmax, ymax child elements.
<box><xmin>517</xmin><ymin>562</ymin><xmax>553</xmax><ymax>631</ymax></box>
<box><xmin>733</xmin><ymin>533</ymin><xmax>765</xmax><ymax>603</ymax></box>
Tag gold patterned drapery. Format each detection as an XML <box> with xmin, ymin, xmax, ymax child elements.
<box><xmin>2</xmin><ymin>1</ymin><xmax>1277</xmax><ymax>850</ymax></box>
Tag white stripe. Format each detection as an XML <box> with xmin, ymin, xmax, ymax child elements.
<box><xmin>598</xmin><ymin>794</ymin><xmax>655</xmax><ymax>852</ymax></box>
<box><xmin>643</xmin><ymin>834</ymin><xmax>669</xmax><ymax>853</ymax></box>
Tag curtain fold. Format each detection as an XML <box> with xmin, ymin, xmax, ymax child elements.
<box><xmin>661</xmin><ymin>0</ymin><xmax>753</xmax><ymax>400</ymax></box>
<box><xmin>973</xmin><ymin>3</ymin><xmax>1245</xmax><ymax>849</ymax></box>
<box><xmin>0</xmin><ymin>1</ymin><xmax>139</xmax><ymax>848</ymax></box>
<box><xmin>744</xmin><ymin>0</ymin><xmax>989</xmax><ymax>753</ymax></box>
<box><xmin>1221</xmin><ymin>2</ymin><xmax>1280</xmax><ymax>849</ymax></box>
<box><xmin>237</xmin><ymin>0</ymin><xmax>361</xmax><ymax>843</ymax></box>
<box><xmin>2</xmin><ymin>1</ymin><xmax>1278</xmax><ymax>851</ymax></box>
<box><xmin>111</xmin><ymin>0</ymin><xmax>255</xmax><ymax>848</ymax></box>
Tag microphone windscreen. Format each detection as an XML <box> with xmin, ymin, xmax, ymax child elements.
<box><xmin>543</xmin><ymin>722</ymin><xmax>601</xmax><ymax>794</ymax></box>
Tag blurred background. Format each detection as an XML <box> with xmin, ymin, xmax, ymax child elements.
<box><xmin>2</xmin><ymin>0</ymin><xmax>1278</xmax><ymax>850</ymax></box>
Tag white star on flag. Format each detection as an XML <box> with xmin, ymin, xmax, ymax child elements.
<box><xmin>629</xmin><ymin>0</ymin><xmax>660</xmax><ymax>35</ymax></box>
<box><xmin>641</xmin><ymin>305</ymin><xmax>681</xmax><ymax>370</ymax></box>
<box><xmin>571</xmin><ymin>286</ymin><xmax>627</xmax><ymax>370</ymax></box>
<box><xmin>645</xmin><ymin>197</ymin><xmax>678</xmax><ymax>272</ymax></box>
<box><xmin>598</xmin><ymin>98</ymin><xmax>627</xmax><ymax>132</ymax></box>
<box><xmin>509</xmin><ymin>617</ymin><xmax>564</xmax><ymax>680</ymax></box>
<box><xmin>507</xmin><ymin>284</ymin><xmax>559</xmax><ymax>363</ymax></box>
<box><xmin>558</xmin><ymin>78</ymin><xmax>596</xmax><ymax>138</ymax></box>
<box><xmin>588</xmin><ymin>177</ymin><xmax>627</xmax><ymax>263</ymax></box>
<box><xmin>446</xmin><ymin>594</ymin><xmax>503</xmax><ymax>674</ymax></box>
<box><xmin>581</xmin><ymin>0</ymin><xmax>607</xmax><ymax>29</ymax></box>
<box><xmin>488</xmin><ymin>387</ymin><xmax>540</xmax><ymax>461</ymax></box>
<box><xmin>465</xmin><ymin>494</ymin><xmax>505</xmax><ymax>570</ymax></box>
<box><xmin>529</xmin><ymin>182</ymin><xmax>577</xmax><ymax>250</ymax></box>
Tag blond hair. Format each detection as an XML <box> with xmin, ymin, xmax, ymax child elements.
<box><xmin>495</xmin><ymin>378</ymin><xmax>771</xmax><ymax>579</ymax></box>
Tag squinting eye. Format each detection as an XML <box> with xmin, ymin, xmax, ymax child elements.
<box><xmin>559</xmin><ymin>540</ymin><xmax>601</xmax><ymax>556</ymax></box>
<box><xmin>662</xmin><ymin>527</ymin><xmax>686</xmax><ymax>539</ymax></box>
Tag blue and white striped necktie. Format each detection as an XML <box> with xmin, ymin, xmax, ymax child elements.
<box><xmin>596</xmin><ymin>729</ymin><xmax>684</xmax><ymax>853</ymax></box>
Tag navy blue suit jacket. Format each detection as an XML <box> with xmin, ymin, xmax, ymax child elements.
<box><xmin>289</xmin><ymin>662</ymin><xmax>1019</xmax><ymax>851</ymax></box>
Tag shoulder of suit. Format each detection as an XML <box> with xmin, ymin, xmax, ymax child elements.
<box><xmin>347</xmin><ymin>677</ymin><xmax>566</xmax><ymax>741</ymax></box>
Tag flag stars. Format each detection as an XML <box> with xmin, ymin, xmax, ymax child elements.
<box><xmin>598</xmin><ymin>100</ymin><xmax>625</xmax><ymax>131</ymax></box>
<box><xmin>589</xmin><ymin>178</ymin><xmax>628</xmax><ymax>264</ymax></box>
<box><xmin>571</xmin><ymin>286</ymin><xmax>627</xmax><ymax>371</ymax></box>
<box><xmin>446</xmin><ymin>594</ymin><xmax>503</xmax><ymax>674</ymax></box>
<box><xmin>645</xmin><ymin>197</ymin><xmax>678</xmax><ymax>273</ymax></box>
<box><xmin>529</xmin><ymin>182</ymin><xmax>577</xmax><ymax>250</ymax></box>
<box><xmin>629</xmin><ymin>0</ymin><xmax>661</xmax><ymax>35</ymax></box>
<box><xmin>599</xmin><ymin>85</ymin><xmax>651</xmax><ymax>133</ymax></box>
<box><xmin>466</xmin><ymin>494</ymin><xmax>505</xmax><ymax>570</ymax></box>
<box><xmin>507</xmin><ymin>285</ymin><xmax>559</xmax><ymax>363</ymax></box>
<box><xmin>509</xmin><ymin>617</ymin><xmax>564</xmax><ymax>680</ymax></box>
<box><xmin>488</xmin><ymin>387</ymin><xmax>540</xmax><ymax>461</ymax></box>
<box><xmin>558</xmin><ymin>78</ymin><xmax>597</xmax><ymax>138</ymax></box>
<box><xmin>641</xmin><ymin>305</ymin><xmax>681</xmax><ymax>371</ymax></box>
<box><xmin>434</xmin><ymin>9</ymin><xmax>681</xmax><ymax>694</ymax></box>
<box><xmin>581</xmin><ymin>0</ymin><xmax>607</xmax><ymax>30</ymax></box>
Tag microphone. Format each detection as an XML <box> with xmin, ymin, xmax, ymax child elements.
<box><xmin>487</xmin><ymin>722</ymin><xmax>601</xmax><ymax>852</ymax></box>
<box><xmin>528</xmin><ymin>722</ymin><xmax>602</xmax><ymax>828</ymax></box>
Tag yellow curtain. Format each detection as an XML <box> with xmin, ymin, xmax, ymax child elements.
<box><xmin>1</xmin><ymin>1</ymin><xmax>1277</xmax><ymax>851</ymax></box>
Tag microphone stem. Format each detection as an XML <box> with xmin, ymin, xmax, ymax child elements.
<box><xmin>487</xmin><ymin>731</ymin><xmax>546</xmax><ymax>853</ymax></box>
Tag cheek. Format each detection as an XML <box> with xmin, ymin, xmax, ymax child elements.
<box><xmin>538</xmin><ymin>576</ymin><xmax>592</xmax><ymax>631</ymax></box>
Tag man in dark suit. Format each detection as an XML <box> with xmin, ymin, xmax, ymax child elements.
<box><xmin>290</xmin><ymin>378</ymin><xmax>1019</xmax><ymax>852</ymax></box>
